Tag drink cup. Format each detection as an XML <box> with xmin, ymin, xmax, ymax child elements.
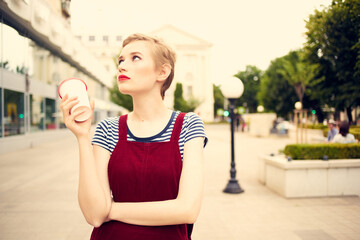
<box><xmin>58</xmin><ymin>78</ymin><xmax>91</xmax><ymax>122</ymax></box>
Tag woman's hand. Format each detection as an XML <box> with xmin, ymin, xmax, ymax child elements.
<box><xmin>59</xmin><ymin>94</ymin><xmax>95</xmax><ymax>139</ymax></box>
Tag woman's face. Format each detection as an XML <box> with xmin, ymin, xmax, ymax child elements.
<box><xmin>117</xmin><ymin>41</ymin><xmax>159</xmax><ymax>97</ymax></box>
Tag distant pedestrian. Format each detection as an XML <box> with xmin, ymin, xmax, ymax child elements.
<box><xmin>60</xmin><ymin>33</ymin><xmax>208</xmax><ymax>240</ymax></box>
<box><xmin>332</xmin><ymin>121</ymin><xmax>356</xmax><ymax>144</ymax></box>
<box><xmin>327</xmin><ymin>119</ymin><xmax>338</xmax><ymax>142</ymax></box>
<box><xmin>236</xmin><ymin>114</ymin><xmax>240</xmax><ymax>131</ymax></box>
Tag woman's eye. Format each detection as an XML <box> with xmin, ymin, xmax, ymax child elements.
<box><xmin>132</xmin><ymin>55</ymin><xmax>141</xmax><ymax>61</ymax></box>
<box><xmin>118</xmin><ymin>59</ymin><xmax>124</xmax><ymax>65</ymax></box>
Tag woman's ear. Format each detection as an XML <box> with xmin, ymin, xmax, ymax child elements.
<box><xmin>157</xmin><ymin>63</ymin><xmax>171</xmax><ymax>82</ymax></box>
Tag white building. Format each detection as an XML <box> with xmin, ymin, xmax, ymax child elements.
<box><xmin>76</xmin><ymin>25</ymin><xmax>215</xmax><ymax>122</ymax></box>
<box><xmin>75</xmin><ymin>33</ymin><xmax>123</xmax><ymax>77</ymax></box>
<box><xmin>0</xmin><ymin>0</ymin><xmax>123</xmax><ymax>154</ymax></box>
<box><xmin>151</xmin><ymin>25</ymin><xmax>214</xmax><ymax>122</ymax></box>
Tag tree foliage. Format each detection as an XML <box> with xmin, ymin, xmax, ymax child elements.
<box><xmin>257</xmin><ymin>57</ymin><xmax>298</xmax><ymax>118</ymax></box>
<box><xmin>304</xmin><ymin>0</ymin><xmax>360</xmax><ymax>122</ymax></box>
<box><xmin>213</xmin><ymin>84</ymin><xmax>224</xmax><ymax>117</ymax></box>
<box><xmin>234</xmin><ymin>65</ymin><xmax>262</xmax><ymax>113</ymax></box>
<box><xmin>109</xmin><ymin>79</ymin><xmax>133</xmax><ymax>111</ymax></box>
<box><xmin>277</xmin><ymin>50</ymin><xmax>318</xmax><ymax>106</ymax></box>
<box><xmin>173</xmin><ymin>83</ymin><xmax>200</xmax><ymax>112</ymax></box>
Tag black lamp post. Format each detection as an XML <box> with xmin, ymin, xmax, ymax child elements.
<box><xmin>221</xmin><ymin>77</ymin><xmax>245</xmax><ymax>194</ymax></box>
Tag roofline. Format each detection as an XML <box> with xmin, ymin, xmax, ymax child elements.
<box><xmin>151</xmin><ymin>24</ymin><xmax>213</xmax><ymax>47</ymax></box>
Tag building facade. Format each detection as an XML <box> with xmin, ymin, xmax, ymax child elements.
<box><xmin>76</xmin><ymin>25</ymin><xmax>214</xmax><ymax>122</ymax></box>
<box><xmin>151</xmin><ymin>25</ymin><xmax>214</xmax><ymax>122</ymax></box>
<box><xmin>75</xmin><ymin>32</ymin><xmax>123</xmax><ymax>77</ymax></box>
<box><xmin>0</xmin><ymin>0</ymin><xmax>123</xmax><ymax>154</ymax></box>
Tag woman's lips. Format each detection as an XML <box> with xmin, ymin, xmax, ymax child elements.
<box><xmin>118</xmin><ymin>75</ymin><xmax>130</xmax><ymax>81</ymax></box>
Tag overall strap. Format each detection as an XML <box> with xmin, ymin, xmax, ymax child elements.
<box><xmin>118</xmin><ymin>114</ymin><xmax>128</xmax><ymax>141</ymax></box>
<box><xmin>170</xmin><ymin>112</ymin><xmax>186</xmax><ymax>142</ymax></box>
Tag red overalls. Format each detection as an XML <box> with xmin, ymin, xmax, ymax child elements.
<box><xmin>90</xmin><ymin>112</ymin><xmax>193</xmax><ymax>240</ymax></box>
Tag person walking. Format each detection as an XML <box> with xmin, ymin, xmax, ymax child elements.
<box><xmin>60</xmin><ymin>34</ymin><xmax>208</xmax><ymax>240</ymax></box>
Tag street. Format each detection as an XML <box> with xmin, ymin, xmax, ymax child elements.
<box><xmin>0</xmin><ymin>124</ymin><xmax>359</xmax><ymax>240</ymax></box>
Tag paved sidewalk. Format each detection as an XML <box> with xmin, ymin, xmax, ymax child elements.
<box><xmin>0</xmin><ymin>124</ymin><xmax>359</xmax><ymax>240</ymax></box>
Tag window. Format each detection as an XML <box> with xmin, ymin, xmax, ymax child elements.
<box><xmin>116</xmin><ymin>35</ymin><xmax>122</xmax><ymax>41</ymax></box>
<box><xmin>103</xmin><ymin>35</ymin><xmax>109</xmax><ymax>42</ymax></box>
<box><xmin>30</xmin><ymin>95</ymin><xmax>44</xmax><ymax>132</ymax></box>
<box><xmin>45</xmin><ymin>98</ymin><xmax>56</xmax><ymax>130</ymax></box>
<box><xmin>4</xmin><ymin>89</ymin><xmax>25</xmax><ymax>136</ymax></box>
<box><xmin>89</xmin><ymin>35</ymin><xmax>95</xmax><ymax>41</ymax></box>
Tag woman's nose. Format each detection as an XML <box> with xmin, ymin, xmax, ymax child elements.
<box><xmin>118</xmin><ymin>60</ymin><xmax>128</xmax><ymax>72</ymax></box>
<box><xmin>118</xmin><ymin>63</ymin><xmax>126</xmax><ymax>72</ymax></box>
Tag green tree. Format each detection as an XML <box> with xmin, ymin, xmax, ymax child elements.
<box><xmin>109</xmin><ymin>79</ymin><xmax>133</xmax><ymax>111</ymax></box>
<box><xmin>186</xmin><ymin>97</ymin><xmax>201</xmax><ymax>112</ymax></box>
<box><xmin>234</xmin><ymin>65</ymin><xmax>262</xmax><ymax>113</ymax></box>
<box><xmin>173</xmin><ymin>83</ymin><xmax>188</xmax><ymax>112</ymax></box>
<box><xmin>304</xmin><ymin>0</ymin><xmax>360</xmax><ymax>122</ymax></box>
<box><xmin>173</xmin><ymin>83</ymin><xmax>200</xmax><ymax>112</ymax></box>
<box><xmin>257</xmin><ymin>57</ymin><xmax>298</xmax><ymax>118</ymax></box>
<box><xmin>0</xmin><ymin>61</ymin><xmax>9</xmax><ymax>69</ymax></box>
<box><xmin>213</xmin><ymin>84</ymin><xmax>224</xmax><ymax>117</ymax></box>
<box><xmin>278</xmin><ymin>50</ymin><xmax>318</xmax><ymax>107</ymax></box>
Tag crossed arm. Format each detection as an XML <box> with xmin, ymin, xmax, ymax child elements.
<box><xmin>79</xmin><ymin>136</ymin><xmax>205</xmax><ymax>227</ymax></box>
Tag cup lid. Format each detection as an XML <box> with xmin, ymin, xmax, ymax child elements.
<box><xmin>58</xmin><ymin>78</ymin><xmax>88</xmax><ymax>99</ymax></box>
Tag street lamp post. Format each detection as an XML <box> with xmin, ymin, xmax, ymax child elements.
<box><xmin>221</xmin><ymin>77</ymin><xmax>245</xmax><ymax>194</ymax></box>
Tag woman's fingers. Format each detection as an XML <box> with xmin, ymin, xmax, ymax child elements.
<box><xmin>69</xmin><ymin>109</ymin><xmax>85</xmax><ymax>123</ymax></box>
<box><xmin>60</xmin><ymin>97</ymin><xmax>79</xmax><ymax>117</ymax></box>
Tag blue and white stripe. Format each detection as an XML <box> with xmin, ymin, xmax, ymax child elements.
<box><xmin>91</xmin><ymin>111</ymin><xmax>208</xmax><ymax>160</ymax></box>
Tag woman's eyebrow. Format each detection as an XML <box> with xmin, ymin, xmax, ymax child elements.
<box><xmin>118</xmin><ymin>52</ymin><xmax>143</xmax><ymax>59</ymax></box>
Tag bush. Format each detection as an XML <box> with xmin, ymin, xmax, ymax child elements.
<box><xmin>350</xmin><ymin>128</ymin><xmax>360</xmax><ymax>140</ymax></box>
<box><xmin>306</xmin><ymin>124</ymin><xmax>328</xmax><ymax>130</ymax></box>
<box><xmin>284</xmin><ymin>143</ymin><xmax>360</xmax><ymax>160</ymax></box>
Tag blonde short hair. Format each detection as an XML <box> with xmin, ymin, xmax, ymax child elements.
<box><xmin>122</xmin><ymin>33</ymin><xmax>176</xmax><ymax>100</ymax></box>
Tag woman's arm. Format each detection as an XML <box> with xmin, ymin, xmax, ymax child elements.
<box><xmin>77</xmin><ymin>140</ymin><xmax>112</xmax><ymax>227</ymax></box>
<box><xmin>60</xmin><ymin>95</ymin><xmax>112</xmax><ymax>227</ymax></box>
<box><xmin>108</xmin><ymin>137</ymin><xmax>205</xmax><ymax>226</ymax></box>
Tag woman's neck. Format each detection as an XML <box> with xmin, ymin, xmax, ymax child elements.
<box><xmin>130</xmin><ymin>93</ymin><xmax>171</xmax><ymax>123</ymax></box>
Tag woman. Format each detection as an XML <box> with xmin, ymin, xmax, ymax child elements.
<box><xmin>60</xmin><ymin>34</ymin><xmax>207</xmax><ymax>240</ymax></box>
<box><xmin>332</xmin><ymin>121</ymin><xmax>356</xmax><ymax>143</ymax></box>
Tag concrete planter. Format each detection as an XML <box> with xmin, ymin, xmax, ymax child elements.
<box><xmin>258</xmin><ymin>155</ymin><xmax>360</xmax><ymax>198</ymax></box>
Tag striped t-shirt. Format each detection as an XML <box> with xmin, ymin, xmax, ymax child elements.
<box><xmin>91</xmin><ymin>111</ymin><xmax>208</xmax><ymax>160</ymax></box>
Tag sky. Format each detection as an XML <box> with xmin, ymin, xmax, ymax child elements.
<box><xmin>70</xmin><ymin>0</ymin><xmax>332</xmax><ymax>85</ymax></box>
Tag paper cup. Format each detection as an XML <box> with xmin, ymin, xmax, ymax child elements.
<box><xmin>58</xmin><ymin>78</ymin><xmax>91</xmax><ymax>122</ymax></box>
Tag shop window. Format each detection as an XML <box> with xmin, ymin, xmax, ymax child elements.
<box><xmin>45</xmin><ymin>98</ymin><xmax>56</xmax><ymax>130</ymax></box>
<box><xmin>30</xmin><ymin>95</ymin><xmax>44</xmax><ymax>132</ymax></box>
<box><xmin>4</xmin><ymin>89</ymin><xmax>25</xmax><ymax>136</ymax></box>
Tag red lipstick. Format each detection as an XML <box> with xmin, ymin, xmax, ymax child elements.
<box><xmin>118</xmin><ymin>75</ymin><xmax>130</xmax><ymax>81</ymax></box>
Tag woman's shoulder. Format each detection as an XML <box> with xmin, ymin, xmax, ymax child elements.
<box><xmin>183</xmin><ymin>112</ymin><xmax>204</xmax><ymax>124</ymax></box>
<box><xmin>346</xmin><ymin>133</ymin><xmax>356</xmax><ymax>140</ymax></box>
<box><xmin>95</xmin><ymin>116</ymin><xmax>119</xmax><ymax>133</ymax></box>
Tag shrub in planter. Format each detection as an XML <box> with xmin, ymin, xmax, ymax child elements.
<box><xmin>306</xmin><ymin>124</ymin><xmax>328</xmax><ymax>130</ymax></box>
<box><xmin>350</xmin><ymin>129</ymin><xmax>360</xmax><ymax>140</ymax></box>
<box><xmin>284</xmin><ymin>143</ymin><xmax>360</xmax><ymax>160</ymax></box>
